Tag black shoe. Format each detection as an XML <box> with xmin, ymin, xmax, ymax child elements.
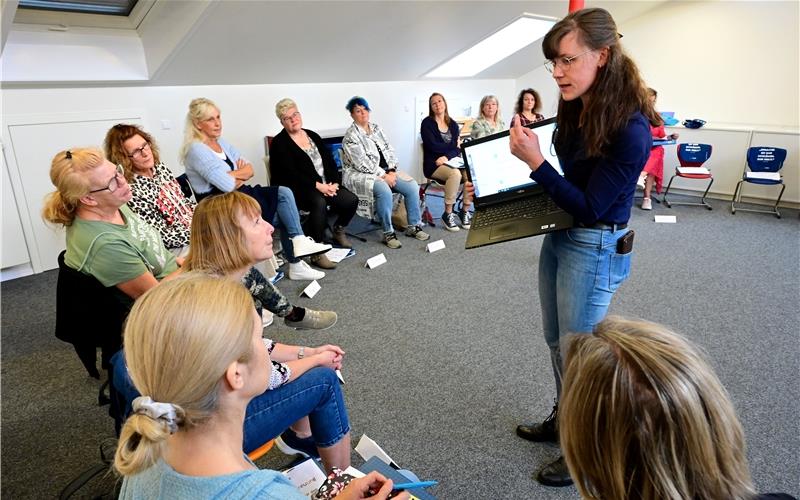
<box><xmin>535</xmin><ymin>456</ymin><xmax>573</xmax><ymax>487</ymax></box>
<box><xmin>516</xmin><ymin>400</ymin><xmax>558</xmax><ymax>442</ymax></box>
<box><xmin>274</xmin><ymin>428</ymin><xmax>319</xmax><ymax>459</ymax></box>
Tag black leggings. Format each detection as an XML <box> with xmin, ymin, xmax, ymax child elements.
<box><xmin>299</xmin><ymin>187</ymin><xmax>358</xmax><ymax>242</ymax></box>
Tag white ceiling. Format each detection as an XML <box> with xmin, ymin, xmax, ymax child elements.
<box><xmin>3</xmin><ymin>0</ymin><xmax>666</xmax><ymax>86</ymax></box>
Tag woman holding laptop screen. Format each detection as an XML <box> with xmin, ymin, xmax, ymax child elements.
<box><xmin>508</xmin><ymin>7</ymin><xmax>653</xmax><ymax>487</ymax></box>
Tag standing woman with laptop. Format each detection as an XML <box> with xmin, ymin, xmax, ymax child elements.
<box><xmin>508</xmin><ymin>7</ymin><xmax>652</xmax><ymax>487</ymax></box>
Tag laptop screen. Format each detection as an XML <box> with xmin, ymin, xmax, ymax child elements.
<box><xmin>463</xmin><ymin>117</ymin><xmax>561</xmax><ymax>199</ymax></box>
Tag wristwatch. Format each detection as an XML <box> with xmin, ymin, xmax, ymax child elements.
<box><xmin>298</xmin><ymin>346</ymin><xmax>305</xmax><ymax>359</ymax></box>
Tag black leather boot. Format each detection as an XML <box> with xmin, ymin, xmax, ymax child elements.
<box><xmin>516</xmin><ymin>399</ymin><xmax>559</xmax><ymax>442</ymax></box>
<box><xmin>536</xmin><ymin>456</ymin><xmax>573</xmax><ymax>487</ymax></box>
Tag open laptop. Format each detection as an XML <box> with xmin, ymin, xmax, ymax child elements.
<box><xmin>463</xmin><ymin>117</ymin><xmax>573</xmax><ymax>249</ymax></box>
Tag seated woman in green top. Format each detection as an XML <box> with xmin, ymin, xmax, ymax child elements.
<box><xmin>115</xmin><ymin>274</ymin><xmax>403</xmax><ymax>500</ymax></box>
<box><xmin>43</xmin><ymin>147</ymin><xmax>180</xmax><ymax>301</ymax></box>
<box><xmin>469</xmin><ymin>95</ymin><xmax>506</xmax><ymax>139</ymax></box>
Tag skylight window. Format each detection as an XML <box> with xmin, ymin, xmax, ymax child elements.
<box><xmin>425</xmin><ymin>14</ymin><xmax>556</xmax><ymax>78</ymax></box>
<box><xmin>19</xmin><ymin>0</ymin><xmax>138</xmax><ymax>16</ymax></box>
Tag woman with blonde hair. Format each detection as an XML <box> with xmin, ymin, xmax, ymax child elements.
<box><xmin>115</xmin><ymin>274</ymin><xmax>401</xmax><ymax>499</ymax></box>
<box><xmin>560</xmin><ymin>316</ymin><xmax>794</xmax><ymax>500</ymax></box>
<box><xmin>181</xmin><ymin>97</ymin><xmax>331</xmax><ymax>281</ymax></box>
<box><xmin>184</xmin><ymin>191</ymin><xmax>351</xmax><ymax>469</ymax></box>
<box><xmin>470</xmin><ymin>95</ymin><xmax>506</xmax><ymax>139</ymax></box>
<box><xmin>43</xmin><ymin>147</ymin><xmax>179</xmax><ymax>302</ymax></box>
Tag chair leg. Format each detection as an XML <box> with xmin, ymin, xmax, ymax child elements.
<box><xmin>663</xmin><ymin>175</ymin><xmax>676</xmax><ymax>208</ymax></box>
<box><xmin>701</xmin><ymin>178</ymin><xmax>714</xmax><ymax>210</ymax></box>
<box><xmin>775</xmin><ymin>184</ymin><xmax>786</xmax><ymax>218</ymax></box>
<box><xmin>731</xmin><ymin>181</ymin><xmax>743</xmax><ymax>214</ymax></box>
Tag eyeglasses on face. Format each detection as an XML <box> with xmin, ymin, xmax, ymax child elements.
<box><xmin>127</xmin><ymin>142</ymin><xmax>151</xmax><ymax>159</ymax></box>
<box><xmin>281</xmin><ymin>111</ymin><xmax>301</xmax><ymax>123</ymax></box>
<box><xmin>89</xmin><ymin>164</ymin><xmax>126</xmax><ymax>193</ymax></box>
<box><xmin>544</xmin><ymin>48</ymin><xmax>595</xmax><ymax>74</ymax></box>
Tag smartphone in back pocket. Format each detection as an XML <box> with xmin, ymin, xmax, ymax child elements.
<box><xmin>616</xmin><ymin>230</ymin><xmax>635</xmax><ymax>254</ymax></box>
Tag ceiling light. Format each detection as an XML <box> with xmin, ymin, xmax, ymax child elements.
<box><xmin>425</xmin><ymin>14</ymin><xmax>555</xmax><ymax>78</ymax></box>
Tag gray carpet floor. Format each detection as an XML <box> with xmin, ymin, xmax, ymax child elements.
<box><xmin>2</xmin><ymin>193</ymin><xmax>799</xmax><ymax>499</ymax></box>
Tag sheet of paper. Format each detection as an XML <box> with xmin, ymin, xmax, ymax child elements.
<box><xmin>301</xmin><ymin>280</ymin><xmax>321</xmax><ymax>298</ymax></box>
<box><xmin>444</xmin><ymin>156</ymin><xmax>464</xmax><ymax>168</ymax></box>
<box><xmin>654</xmin><ymin>215</ymin><xmax>677</xmax><ymax>223</ymax></box>
<box><xmin>677</xmin><ymin>166</ymin><xmax>710</xmax><ymax>175</ymax></box>
<box><xmin>365</xmin><ymin>253</ymin><xmax>387</xmax><ymax>269</ymax></box>
<box><xmin>746</xmin><ymin>171</ymin><xmax>780</xmax><ymax>181</ymax></box>
<box><xmin>335</xmin><ymin>369</ymin><xmax>345</xmax><ymax>384</ymax></box>
<box><xmin>282</xmin><ymin>458</ymin><xmax>327</xmax><ymax>496</ymax></box>
<box><xmin>355</xmin><ymin>434</ymin><xmax>398</xmax><ymax>467</ymax></box>
<box><xmin>426</xmin><ymin>239</ymin><xmax>445</xmax><ymax>253</ymax></box>
<box><xmin>325</xmin><ymin>247</ymin><xmax>356</xmax><ymax>263</ymax></box>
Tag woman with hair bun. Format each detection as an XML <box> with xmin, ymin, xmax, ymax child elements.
<box><xmin>43</xmin><ymin>147</ymin><xmax>179</xmax><ymax>302</ymax></box>
<box><xmin>115</xmin><ymin>274</ymin><xmax>402</xmax><ymax>499</ymax></box>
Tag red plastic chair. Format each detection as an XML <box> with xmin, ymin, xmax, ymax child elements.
<box><xmin>663</xmin><ymin>143</ymin><xmax>714</xmax><ymax>210</ymax></box>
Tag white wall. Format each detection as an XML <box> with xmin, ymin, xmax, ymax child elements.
<box><xmin>516</xmin><ymin>1</ymin><xmax>800</xmax><ymax>129</ymax></box>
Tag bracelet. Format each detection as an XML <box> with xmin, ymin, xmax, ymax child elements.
<box><xmin>298</xmin><ymin>346</ymin><xmax>305</xmax><ymax>359</ymax></box>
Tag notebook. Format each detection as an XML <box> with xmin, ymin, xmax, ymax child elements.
<box><xmin>463</xmin><ymin>117</ymin><xmax>573</xmax><ymax>249</ymax></box>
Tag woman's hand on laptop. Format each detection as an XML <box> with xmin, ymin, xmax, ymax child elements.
<box><xmin>509</xmin><ymin>115</ymin><xmax>545</xmax><ymax>172</ymax></box>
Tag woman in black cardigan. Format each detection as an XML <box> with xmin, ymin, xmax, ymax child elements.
<box><xmin>269</xmin><ymin>99</ymin><xmax>358</xmax><ymax>269</ymax></box>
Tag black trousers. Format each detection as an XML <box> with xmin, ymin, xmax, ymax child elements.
<box><xmin>298</xmin><ymin>187</ymin><xmax>358</xmax><ymax>242</ymax></box>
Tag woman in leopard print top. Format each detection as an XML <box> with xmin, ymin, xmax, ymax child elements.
<box><xmin>104</xmin><ymin>124</ymin><xmax>195</xmax><ymax>256</ymax></box>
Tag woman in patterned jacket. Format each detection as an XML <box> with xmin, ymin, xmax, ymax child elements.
<box><xmin>341</xmin><ymin>96</ymin><xmax>429</xmax><ymax>249</ymax></box>
<box><xmin>105</xmin><ymin>124</ymin><xmax>195</xmax><ymax>257</ymax></box>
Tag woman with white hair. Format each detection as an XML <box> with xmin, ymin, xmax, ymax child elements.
<box><xmin>181</xmin><ymin>97</ymin><xmax>330</xmax><ymax>281</ymax></box>
<box><xmin>114</xmin><ymin>274</ymin><xmax>403</xmax><ymax>499</ymax></box>
<box><xmin>470</xmin><ymin>95</ymin><xmax>506</xmax><ymax>139</ymax></box>
<box><xmin>269</xmin><ymin>98</ymin><xmax>359</xmax><ymax>268</ymax></box>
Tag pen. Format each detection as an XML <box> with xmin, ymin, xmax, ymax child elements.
<box><xmin>391</xmin><ymin>480</ymin><xmax>438</xmax><ymax>490</ymax></box>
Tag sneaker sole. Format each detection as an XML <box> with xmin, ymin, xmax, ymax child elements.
<box><xmin>274</xmin><ymin>436</ymin><xmax>311</xmax><ymax>458</ymax></box>
<box><xmin>294</xmin><ymin>248</ymin><xmax>330</xmax><ymax>258</ymax></box>
<box><xmin>443</xmin><ymin>225</ymin><xmax>460</xmax><ymax>232</ymax></box>
<box><xmin>285</xmin><ymin>315</ymin><xmax>338</xmax><ymax>331</ymax></box>
<box><xmin>287</xmin><ymin>274</ymin><xmax>326</xmax><ymax>281</ymax></box>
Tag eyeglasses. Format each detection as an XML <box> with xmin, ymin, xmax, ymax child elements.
<box><xmin>281</xmin><ymin>111</ymin><xmax>301</xmax><ymax>123</ymax></box>
<box><xmin>544</xmin><ymin>49</ymin><xmax>595</xmax><ymax>73</ymax></box>
<box><xmin>127</xmin><ymin>142</ymin><xmax>151</xmax><ymax>159</ymax></box>
<box><xmin>89</xmin><ymin>164</ymin><xmax>126</xmax><ymax>193</ymax></box>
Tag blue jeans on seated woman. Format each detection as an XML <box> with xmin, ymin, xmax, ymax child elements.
<box><xmin>373</xmin><ymin>176</ymin><xmax>421</xmax><ymax>233</ymax></box>
<box><xmin>110</xmin><ymin>356</ymin><xmax>349</xmax><ymax>452</ymax></box>
<box><xmin>243</xmin><ymin>366</ymin><xmax>350</xmax><ymax>452</ymax></box>
<box><xmin>538</xmin><ymin>227</ymin><xmax>632</xmax><ymax>398</ymax></box>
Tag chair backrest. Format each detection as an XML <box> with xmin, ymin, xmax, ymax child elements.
<box><xmin>175</xmin><ymin>173</ymin><xmax>195</xmax><ymax>200</ymax></box>
<box><xmin>56</xmin><ymin>251</ymin><xmax>131</xmax><ymax>377</ymax></box>
<box><xmin>677</xmin><ymin>143</ymin><xmax>713</xmax><ymax>167</ymax></box>
<box><xmin>747</xmin><ymin>147</ymin><xmax>787</xmax><ymax>173</ymax></box>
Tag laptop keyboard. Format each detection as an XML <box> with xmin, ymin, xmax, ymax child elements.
<box><xmin>473</xmin><ymin>197</ymin><xmax>561</xmax><ymax>228</ymax></box>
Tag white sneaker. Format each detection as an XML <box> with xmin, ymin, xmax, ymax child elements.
<box><xmin>288</xmin><ymin>260</ymin><xmax>325</xmax><ymax>281</ymax></box>
<box><xmin>261</xmin><ymin>310</ymin><xmax>274</xmax><ymax>328</ymax></box>
<box><xmin>637</xmin><ymin>174</ymin><xmax>646</xmax><ymax>189</ymax></box>
<box><xmin>291</xmin><ymin>236</ymin><xmax>331</xmax><ymax>259</ymax></box>
<box><xmin>641</xmin><ymin>198</ymin><xmax>652</xmax><ymax>210</ymax></box>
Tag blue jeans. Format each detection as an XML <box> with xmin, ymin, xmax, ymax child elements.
<box><xmin>274</xmin><ymin>186</ymin><xmax>305</xmax><ymax>264</ymax></box>
<box><xmin>538</xmin><ymin>227</ymin><xmax>632</xmax><ymax>398</ymax></box>
<box><xmin>244</xmin><ymin>367</ymin><xmax>350</xmax><ymax>452</ymax></box>
<box><xmin>110</xmin><ymin>355</ymin><xmax>349</xmax><ymax>453</ymax></box>
<box><xmin>373</xmin><ymin>177</ymin><xmax>421</xmax><ymax>233</ymax></box>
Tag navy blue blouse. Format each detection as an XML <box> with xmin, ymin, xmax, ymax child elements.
<box><xmin>530</xmin><ymin>112</ymin><xmax>651</xmax><ymax>225</ymax></box>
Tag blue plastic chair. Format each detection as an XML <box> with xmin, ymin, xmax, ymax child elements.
<box><xmin>731</xmin><ymin>147</ymin><xmax>787</xmax><ymax>218</ymax></box>
<box><xmin>663</xmin><ymin>143</ymin><xmax>714</xmax><ymax>210</ymax></box>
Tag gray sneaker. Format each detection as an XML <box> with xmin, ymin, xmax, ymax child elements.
<box><xmin>284</xmin><ymin>309</ymin><xmax>338</xmax><ymax>330</ymax></box>
<box><xmin>382</xmin><ymin>232</ymin><xmax>402</xmax><ymax>249</ymax></box>
<box><xmin>405</xmin><ymin>225</ymin><xmax>430</xmax><ymax>241</ymax></box>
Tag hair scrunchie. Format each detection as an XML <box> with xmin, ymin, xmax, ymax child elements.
<box><xmin>132</xmin><ymin>396</ymin><xmax>179</xmax><ymax>434</ymax></box>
